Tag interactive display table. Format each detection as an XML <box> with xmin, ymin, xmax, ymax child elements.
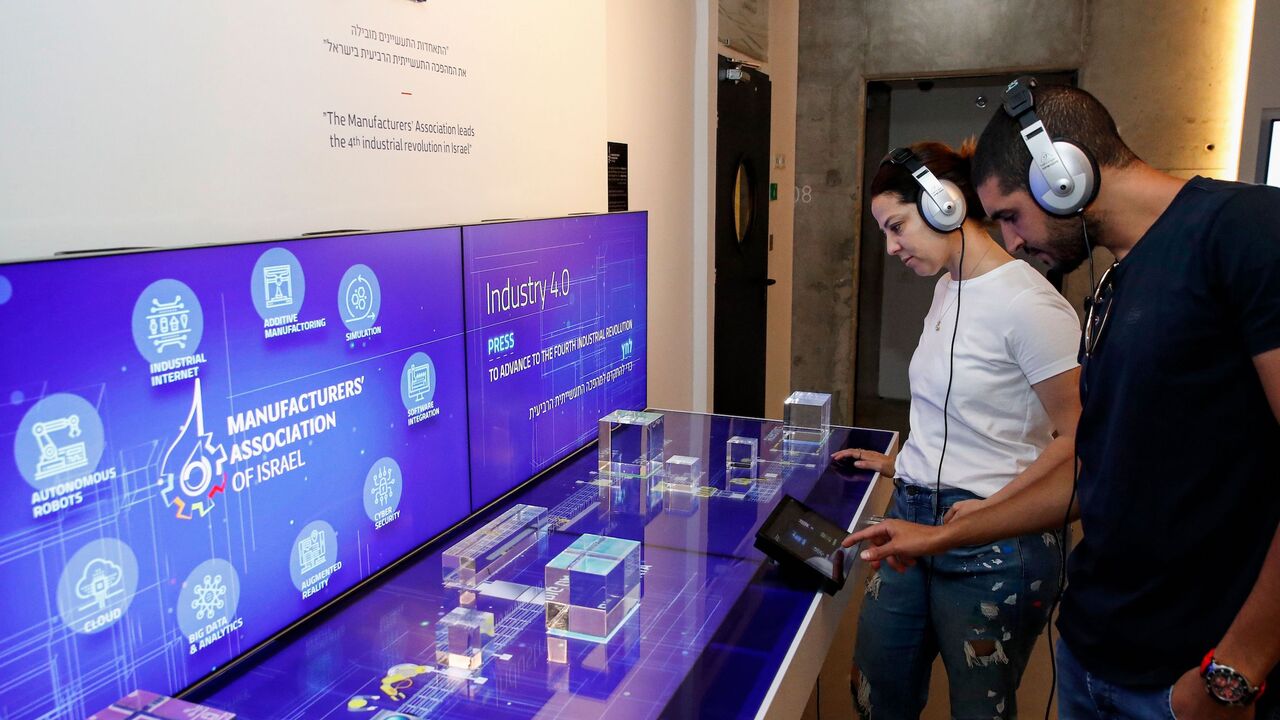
<box><xmin>187</xmin><ymin>410</ymin><xmax>896</xmax><ymax>719</ymax></box>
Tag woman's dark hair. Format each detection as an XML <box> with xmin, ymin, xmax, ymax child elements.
<box><xmin>868</xmin><ymin>139</ymin><xmax>986</xmax><ymax>222</ymax></box>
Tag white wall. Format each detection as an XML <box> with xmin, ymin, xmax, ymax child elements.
<box><xmin>605</xmin><ymin>1</ymin><xmax>705</xmax><ymax>412</ymax></box>
<box><xmin>764</xmin><ymin>1</ymin><xmax>799</xmax><ymax>420</ymax></box>
<box><xmin>0</xmin><ymin>1</ymin><xmax>605</xmax><ymax>258</ymax></box>
<box><xmin>0</xmin><ymin>1</ymin><xmax>717</xmax><ymax>414</ymax></box>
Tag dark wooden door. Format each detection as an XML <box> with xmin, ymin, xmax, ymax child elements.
<box><xmin>714</xmin><ymin>55</ymin><xmax>772</xmax><ymax>417</ymax></box>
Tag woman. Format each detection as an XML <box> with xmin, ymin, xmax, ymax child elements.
<box><xmin>833</xmin><ymin>141</ymin><xmax>1081</xmax><ymax>720</ymax></box>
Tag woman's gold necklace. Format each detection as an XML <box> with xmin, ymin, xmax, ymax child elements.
<box><xmin>935</xmin><ymin>243</ymin><xmax>994</xmax><ymax>331</ymax></box>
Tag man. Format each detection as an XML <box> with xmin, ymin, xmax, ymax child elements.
<box><xmin>845</xmin><ymin>81</ymin><xmax>1280</xmax><ymax>720</ymax></box>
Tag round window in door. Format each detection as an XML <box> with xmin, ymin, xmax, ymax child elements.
<box><xmin>733</xmin><ymin>158</ymin><xmax>755</xmax><ymax>247</ymax></box>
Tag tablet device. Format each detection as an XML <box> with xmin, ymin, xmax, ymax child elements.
<box><xmin>754</xmin><ymin>494</ymin><xmax>858</xmax><ymax>595</ymax></box>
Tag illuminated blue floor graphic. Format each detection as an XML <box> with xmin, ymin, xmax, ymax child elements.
<box><xmin>189</xmin><ymin>411</ymin><xmax>894</xmax><ymax>719</ymax></box>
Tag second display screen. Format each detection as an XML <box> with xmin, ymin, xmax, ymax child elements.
<box><xmin>463</xmin><ymin>213</ymin><xmax>648</xmax><ymax>509</ymax></box>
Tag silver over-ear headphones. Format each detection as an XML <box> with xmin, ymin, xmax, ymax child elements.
<box><xmin>887</xmin><ymin>147</ymin><xmax>966</xmax><ymax>233</ymax></box>
<box><xmin>1001</xmin><ymin>76</ymin><xmax>1100</xmax><ymax>216</ymax></box>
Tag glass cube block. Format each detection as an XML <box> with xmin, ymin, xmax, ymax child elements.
<box><xmin>664</xmin><ymin>455</ymin><xmax>703</xmax><ymax>491</ymax></box>
<box><xmin>726</xmin><ymin>435</ymin><xmax>758</xmax><ymax>469</ymax></box>
<box><xmin>443</xmin><ymin>504</ymin><xmax>549</xmax><ymax>588</ymax></box>
<box><xmin>604</xmin><ymin>472</ymin><xmax>662</xmax><ymax>518</ymax></box>
<box><xmin>436</xmin><ymin>606</ymin><xmax>495</xmax><ymax>670</ymax></box>
<box><xmin>544</xmin><ymin>534</ymin><xmax>641</xmax><ymax>641</ymax></box>
<box><xmin>783</xmin><ymin>391</ymin><xmax>832</xmax><ymax>454</ymax></box>
<box><xmin>599</xmin><ymin>410</ymin><xmax>665</xmax><ymax>479</ymax></box>
<box><xmin>662</xmin><ymin>484</ymin><xmax>700</xmax><ymax>515</ymax></box>
<box><xmin>546</xmin><ymin>634</ymin><xmax>568</xmax><ymax>664</ymax></box>
<box><xmin>784</xmin><ymin>391</ymin><xmax>831</xmax><ymax>430</ymax></box>
<box><xmin>546</xmin><ymin>610</ymin><xmax>641</xmax><ymax>688</ymax></box>
<box><xmin>726</xmin><ymin>436</ymin><xmax>759</xmax><ymax>489</ymax></box>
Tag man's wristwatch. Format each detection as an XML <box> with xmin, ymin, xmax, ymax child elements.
<box><xmin>1200</xmin><ymin>650</ymin><xmax>1267</xmax><ymax>706</ymax></box>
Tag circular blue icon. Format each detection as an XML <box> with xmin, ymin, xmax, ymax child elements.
<box><xmin>339</xmin><ymin>264</ymin><xmax>381</xmax><ymax>332</ymax></box>
<box><xmin>131</xmin><ymin>279</ymin><xmax>204</xmax><ymax>363</ymax></box>
<box><xmin>0</xmin><ymin>275</ymin><xmax>12</xmax><ymax>305</ymax></box>
<box><xmin>363</xmin><ymin>457</ymin><xmax>403</xmax><ymax>523</ymax></box>
<box><xmin>251</xmin><ymin>247</ymin><xmax>306</xmax><ymax>321</ymax></box>
<box><xmin>14</xmin><ymin>393</ymin><xmax>106</xmax><ymax>490</ymax></box>
<box><xmin>56</xmin><ymin>538</ymin><xmax>139</xmax><ymax>634</ymax></box>
<box><xmin>177</xmin><ymin>558</ymin><xmax>241</xmax><ymax>641</ymax></box>
<box><xmin>289</xmin><ymin>520</ymin><xmax>338</xmax><ymax>592</ymax></box>
<box><xmin>400</xmin><ymin>353</ymin><xmax>436</xmax><ymax>410</ymax></box>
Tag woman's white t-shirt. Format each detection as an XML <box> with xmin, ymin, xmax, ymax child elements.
<box><xmin>893</xmin><ymin>259</ymin><xmax>1081</xmax><ymax>499</ymax></box>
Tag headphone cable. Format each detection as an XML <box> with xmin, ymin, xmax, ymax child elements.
<box><xmin>923</xmin><ymin>225</ymin><xmax>966</xmax><ymax>634</ymax></box>
<box><xmin>936</xmin><ymin>226</ymin><xmax>965</xmax><ymax>518</ymax></box>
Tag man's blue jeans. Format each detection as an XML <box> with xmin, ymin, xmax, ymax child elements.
<box><xmin>853</xmin><ymin>482</ymin><xmax>1063</xmax><ymax>720</ymax></box>
<box><xmin>1057</xmin><ymin>639</ymin><xmax>1280</xmax><ymax>720</ymax></box>
<box><xmin>1057</xmin><ymin>638</ymin><xmax>1177</xmax><ymax>720</ymax></box>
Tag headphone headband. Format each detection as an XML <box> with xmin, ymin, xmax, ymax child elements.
<box><xmin>1002</xmin><ymin>76</ymin><xmax>1038</xmax><ymax>126</ymax></box>
<box><xmin>886</xmin><ymin>147</ymin><xmax>965</xmax><ymax>233</ymax></box>
<box><xmin>999</xmin><ymin>76</ymin><xmax>1099</xmax><ymax>216</ymax></box>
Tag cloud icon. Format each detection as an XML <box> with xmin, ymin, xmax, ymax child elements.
<box><xmin>76</xmin><ymin>558</ymin><xmax>124</xmax><ymax>610</ymax></box>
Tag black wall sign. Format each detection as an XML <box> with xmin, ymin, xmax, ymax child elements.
<box><xmin>608</xmin><ymin>141</ymin><xmax>628</xmax><ymax>212</ymax></box>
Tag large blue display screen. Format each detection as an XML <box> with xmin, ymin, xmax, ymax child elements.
<box><xmin>0</xmin><ymin>228</ymin><xmax>470</xmax><ymax>719</ymax></box>
<box><xmin>463</xmin><ymin>213</ymin><xmax>648</xmax><ymax>510</ymax></box>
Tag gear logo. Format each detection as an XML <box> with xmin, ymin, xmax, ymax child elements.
<box><xmin>159</xmin><ymin>378</ymin><xmax>228</xmax><ymax>519</ymax></box>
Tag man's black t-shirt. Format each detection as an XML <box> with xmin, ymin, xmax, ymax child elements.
<box><xmin>1060</xmin><ymin>177</ymin><xmax>1280</xmax><ymax>687</ymax></box>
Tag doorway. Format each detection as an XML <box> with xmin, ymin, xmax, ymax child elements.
<box><xmin>713</xmin><ymin>55</ymin><xmax>772</xmax><ymax>418</ymax></box>
<box><xmin>853</xmin><ymin>72</ymin><xmax>1077</xmax><ymax>435</ymax></box>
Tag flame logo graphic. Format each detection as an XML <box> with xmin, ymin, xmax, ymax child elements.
<box><xmin>159</xmin><ymin>379</ymin><xmax>228</xmax><ymax>519</ymax></box>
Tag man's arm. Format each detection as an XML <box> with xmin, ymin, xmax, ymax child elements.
<box><xmin>1216</xmin><ymin>348</ymin><xmax>1280</xmax><ymax>681</ymax></box>
<box><xmin>946</xmin><ymin>367</ymin><xmax>1081</xmax><ymax>522</ymax></box>
<box><xmin>1170</xmin><ymin>347</ymin><xmax>1280</xmax><ymax>717</ymax></box>
<box><xmin>844</xmin><ymin>450</ymin><xmax>1079</xmax><ymax>569</ymax></box>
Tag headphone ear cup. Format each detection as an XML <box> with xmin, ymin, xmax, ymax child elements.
<box><xmin>1028</xmin><ymin>139</ymin><xmax>1100</xmax><ymax>216</ymax></box>
<box><xmin>917</xmin><ymin>179</ymin><xmax>966</xmax><ymax>233</ymax></box>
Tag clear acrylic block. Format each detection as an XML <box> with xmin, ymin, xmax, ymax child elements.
<box><xmin>662</xmin><ymin>484</ymin><xmax>700</xmax><ymax>515</ymax></box>
<box><xmin>664</xmin><ymin>455</ymin><xmax>703</xmax><ymax>491</ymax></box>
<box><xmin>602</xmin><ymin>472</ymin><xmax>662</xmax><ymax>518</ymax></box>
<box><xmin>784</xmin><ymin>391</ymin><xmax>831</xmax><ymax>430</ymax></box>
<box><xmin>442</xmin><ymin>504</ymin><xmax>549</xmax><ymax>589</ymax></box>
<box><xmin>783</xmin><ymin>391</ymin><xmax>832</xmax><ymax>454</ymax></box>
<box><xmin>544</xmin><ymin>534</ymin><xmax>641</xmax><ymax>641</ymax></box>
<box><xmin>436</xmin><ymin>606</ymin><xmax>495</xmax><ymax>670</ymax></box>
<box><xmin>598</xmin><ymin>410</ymin><xmax>665</xmax><ymax>479</ymax></box>
<box><xmin>726</xmin><ymin>436</ymin><xmax>759</xmax><ymax>489</ymax></box>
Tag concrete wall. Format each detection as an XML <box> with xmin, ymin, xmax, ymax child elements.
<box><xmin>795</xmin><ymin>0</ymin><xmax>1254</xmax><ymax>425</ymax></box>
<box><xmin>1241</xmin><ymin>0</ymin><xmax>1279</xmax><ymax>182</ymax></box>
<box><xmin>794</xmin><ymin>2</ymin><xmax>1259</xmax><ymax>717</ymax></box>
